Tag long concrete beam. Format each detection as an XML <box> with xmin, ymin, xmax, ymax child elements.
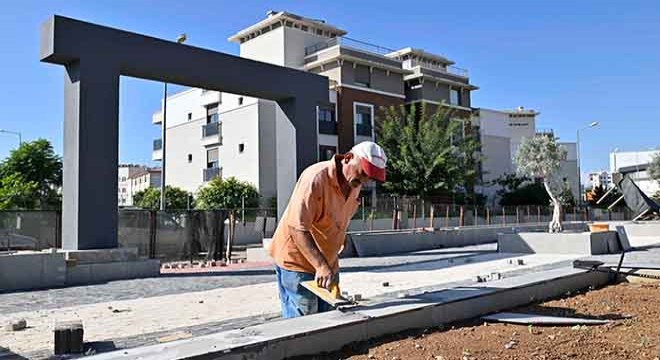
<box><xmin>87</xmin><ymin>267</ymin><xmax>609</xmax><ymax>360</ymax></box>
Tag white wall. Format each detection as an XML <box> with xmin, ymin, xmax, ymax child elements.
<box><xmin>219</xmin><ymin>102</ymin><xmax>261</xmax><ymax>193</ymax></box>
<box><xmin>240</xmin><ymin>27</ymin><xmax>285</xmax><ymax>66</ymax></box>
<box><xmin>275</xmin><ymin>103</ymin><xmax>297</xmax><ymax>218</ymax></box>
<box><xmin>610</xmin><ymin>150</ymin><xmax>660</xmax><ymax>172</ymax></box>
<box><xmin>162</xmin><ymin>89</ymin><xmax>209</xmax><ymax>128</ymax></box>
<box><xmin>283</xmin><ymin>27</ymin><xmax>329</xmax><ymax>69</ymax></box>
<box><xmin>166</xmin><ymin>118</ymin><xmax>206</xmax><ymax>193</ymax></box>
<box><xmin>478</xmin><ymin>109</ymin><xmax>509</xmax><ymax>138</ymax></box>
<box><xmin>507</xmin><ymin>115</ymin><xmax>536</xmax><ymax>163</ymax></box>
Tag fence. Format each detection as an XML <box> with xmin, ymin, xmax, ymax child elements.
<box><xmin>0</xmin><ymin>201</ymin><xmax>632</xmax><ymax>260</ymax></box>
<box><xmin>349</xmin><ymin>195</ymin><xmax>633</xmax><ymax>230</ymax></box>
<box><xmin>0</xmin><ymin>208</ymin><xmax>276</xmax><ymax>262</ymax></box>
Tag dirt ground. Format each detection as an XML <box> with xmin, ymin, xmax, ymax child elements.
<box><xmin>300</xmin><ymin>281</ymin><xmax>660</xmax><ymax>360</ymax></box>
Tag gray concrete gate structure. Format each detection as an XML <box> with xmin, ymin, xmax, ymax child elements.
<box><xmin>40</xmin><ymin>15</ymin><xmax>328</xmax><ymax>250</ymax></box>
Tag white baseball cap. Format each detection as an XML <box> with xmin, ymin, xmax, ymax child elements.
<box><xmin>350</xmin><ymin>141</ymin><xmax>387</xmax><ymax>182</ymax></box>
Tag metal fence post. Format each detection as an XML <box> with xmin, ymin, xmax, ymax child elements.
<box><xmin>149</xmin><ymin>210</ymin><xmax>157</xmax><ymax>259</ymax></box>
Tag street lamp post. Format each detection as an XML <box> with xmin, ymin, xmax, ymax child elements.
<box><xmin>576</xmin><ymin>121</ymin><xmax>599</xmax><ymax>207</ymax></box>
<box><xmin>160</xmin><ymin>33</ymin><xmax>187</xmax><ymax>211</ymax></box>
<box><xmin>0</xmin><ymin>129</ymin><xmax>22</xmax><ymax>146</ymax></box>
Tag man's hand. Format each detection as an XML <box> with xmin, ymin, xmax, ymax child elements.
<box><xmin>315</xmin><ymin>264</ymin><xmax>334</xmax><ymax>289</ymax></box>
<box><xmin>289</xmin><ymin>227</ymin><xmax>333</xmax><ymax>288</ymax></box>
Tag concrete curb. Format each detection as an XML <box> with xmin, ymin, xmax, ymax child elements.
<box><xmin>86</xmin><ymin>266</ymin><xmax>608</xmax><ymax>360</ymax></box>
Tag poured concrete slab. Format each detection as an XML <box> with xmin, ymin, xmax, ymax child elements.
<box><xmin>482</xmin><ymin>312</ymin><xmax>608</xmax><ymax>325</ymax></box>
<box><xmin>498</xmin><ymin>231</ymin><xmax>619</xmax><ymax>255</ymax></box>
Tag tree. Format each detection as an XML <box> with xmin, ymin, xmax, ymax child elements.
<box><xmin>195</xmin><ymin>177</ymin><xmax>259</xmax><ymax>211</ymax></box>
<box><xmin>0</xmin><ymin>173</ymin><xmax>39</xmax><ymax>210</ymax></box>
<box><xmin>377</xmin><ymin>103</ymin><xmax>481</xmax><ymax>200</ymax></box>
<box><xmin>0</xmin><ymin>139</ymin><xmax>62</xmax><ymax>209</ymax></box>
<box><xmin>500</xmin><ymin>182</ymin><xmax>550</xmax><ymax>206</ymax></box>
<box><xmin>650</xmin><ymin>152</ymin><xmax>660</xmax><ymax>183</ymax></box>
<box><xmin>133</xmin><ymin>186</ymin><xmax>191</xmax><ymax>210</ymax></box>
<box><xmin>515</xmin><ymin>134</ymin><xmax>568</xmax><ymax>232</ymax></box>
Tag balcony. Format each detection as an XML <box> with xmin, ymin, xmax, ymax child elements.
<box><xmin>152</xmin><ymin>139</ymin><xmax>162</xmax><ymax>161</ymax></box>
<box><xmin>319</xmin><ymin>121</ymin><xmax>337</xmax><ymax>135</ymax></box>
<box><xmin>303</xmin><ymin>37</ymin><xmax>403</xmax><ymax>71</ymax></box>
<box><xmin>404</xmin><ymin>59</ymin><xmax>469</xmax><ymax>78</ymax></box>
<box><xmin>355</xmin><ymin>123</ymin><xmax>373</xmax><ymax>137</ymax></box>
<box><xmin>305</xmin><ymin>37</ymin><xmax>395</xmax><ymax>57</ymax></box>
<box><xmin>202</xmin><ymin>123</ymin><xmax>222</xmax><ymax>146</ymax></box>
<box><xmin>152</xmin><ymin>110</ymin><xmax>163</xmax><ymax>124</ymax></box>
<box><xmin>203</xmin><ymin>167</ymin><xmax>221</xmax><ymax>182</ymax></box>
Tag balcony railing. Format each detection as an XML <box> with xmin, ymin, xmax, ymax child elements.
<box><xmin>407</xmin><ymin>59</ymin><xmax>469</xmax><ymax>78</ymax></box>
<box><xmin>203</xmin><ymin>167</ymin><xmax>221</xmax><ymax>182</ymax></box>
<box><xmin>319</xmin><ymin>121</ymin><xmax>337</xmax><ymax>135</ymax></box>
<box><xmin>202</xmin><ymin>122</ymin><xmax>221</xmax><ymax>137</ymax></box>
<box><xmin>153</xmin><ymin>139</ymin><xmax>162</xmax><ymax>151</ymax></box>
<box><xmin>305</xmin><ymin>37</ymin><xmax>396</xmax><ymax>57</ymax></box>
<box><xmin>355</xmin><ymin>123</ymin><xmax>373</xmax><ymax>137</ymax></box>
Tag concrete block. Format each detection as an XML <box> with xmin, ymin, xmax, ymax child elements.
<box><xmin>63</xmin><ymin>247</ymin><xmax>139</xmax><ymax>264</ymax></box>
<box><xmin>0</xmin><ymin>252</ymin><xmax>66</xmax><ymax>292</ymax></box>
<box><xmin>5</xmin><ymin>319</ymin><xmax>27</xmax><ymax>331</ymax></box>
<box><xmin>246</xmin><ymin>247</ymin><xmax>273</xmax><ymax>263</ymax></box>
<box><xmin>54</xmin><ymin>321</ymin><xmax>84</xmax><ymax>355</ymax></box>
<box><xmin>497</xmin><ymin>231</ymin><xmax>619</xmax><ymax>255</ymax></box>
<box><xmin>66</xmin><ymin>259</ymin><xmax>160</xmax><ymax>286</ymax></box>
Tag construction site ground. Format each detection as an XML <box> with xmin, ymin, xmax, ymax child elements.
<box><xmin>305</xmin><ymin>281</ymin><xmax>660</xmax><ymax>360</ymax></box>
<box><xmin>0</xmin><ymin>244</ymin><xmax>582</xmax><ymax>359</ymax></box>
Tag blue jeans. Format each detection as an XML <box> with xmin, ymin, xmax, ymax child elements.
<box><xmin>275</xmin><ymin>266</ymin><xmax>336</xmax><ymax>318</ymax></box>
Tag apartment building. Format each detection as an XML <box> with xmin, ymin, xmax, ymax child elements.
<box><xmin>588</xmin><ymin>171</ymin><xmax>613</xmax><ymax>189</ymax></box>
<box><xmin>152</xmin><ymin>10</ymin><xmax>478</xmax><ymax>197</ymax></box>
<box><xmin>474</xmin><ymin>108</ymin><xmax>579</xmax><ymax>204</ymax></box>
<box><xmin>610</xmin><ymin>150</ymin><xmax>660</xmax><ymax>197</ymax></box>
<box><xmin>117</xmin><ymin>164</ymin><xmax>161</xmax><ymax>207</ymax></box>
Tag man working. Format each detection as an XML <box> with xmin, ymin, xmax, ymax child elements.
<box><xmin>268</xmin><ymin>141</ymin><xmax>387</xmax><ymax>318</ymax></box>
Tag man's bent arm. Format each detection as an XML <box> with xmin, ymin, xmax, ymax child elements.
<box><xmin>289</xmin><ymin>227</ymin><xmax>333</xmax><ymax>288</ymax></box>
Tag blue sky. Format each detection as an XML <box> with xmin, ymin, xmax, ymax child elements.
<box><xmin>1</xmin><ymin>0</ymin><xmax>659</xmax><ymax>180</ymax></box>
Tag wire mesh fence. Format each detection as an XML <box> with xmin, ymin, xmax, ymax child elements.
<box><xmin>350</xmin><ymin>195</ymin><xmax>633</xmax><ymax>230</ymax></box>
<box><xmin>0</xmin><ymin>199</ymin><xmax>632</xmax><ymax>259</ymax></box>
<box><xmin>0</xmin><ymin>208</ymin><xmax>277</xmax><ymax>262</ymax></box>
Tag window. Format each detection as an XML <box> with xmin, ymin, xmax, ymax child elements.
<box><xmin>121</xmin><ymin>176</ymin><xmax>126</xmax><ymax>182</ymax></box>
<box><xmin>207</xmin><ymin>148</ymin><xmax>219</xmax><ymax>168</ymax></box>
<box><xmin>319</xmin><ymin>146</ymin><xmax>337</xmax><ymax>161</ymax></box>
<box><xmin>301</xmin><ymin>25</ymin><xmax>308</xmax><ymax>31</ymax></box>
<box><xmin>318</xmin><ymin>106</ymin><xmax>337</xmax><ymax>135</ymax></box>
<box><xmin>188</xmin><ymin>112</ymin><xmax>192</xmax><ymax>120</ymax></box>
<box><xmin>188</xmin><ymin>154</ymin><xmax>193</xmax><ymax>163</ymax></box>
<box><xmin>317</xmin><ymin>29</ymin><xmax>323</xmax><ymax>35</ymax></box>
<box><xmin>354</xmin><ymin>104</ymin><xmax>373</xmax><ymax>138</ymax></box>
<box><xmin>122</xmin><ymin>188</ymin><xmax>126</xmax><ymax>193</ymax></box>
<box><xmin>450</xmin><ymin>88</ymin><xmax>461</xmax><ymax>105</ymax></box>
<box><xmin>238</xmin><ymin>97</ymin><xmax>244</xmax><ymax>106</ymax></box>
<box><xmin>206</xmin><ymin>103</ymin><xmax>219</xmax><ymax>124</ymax></box>
<box><xmin>354</xmin><ymin>65</ymin><xmax>371</xmax><ymax>87</ymax></box>
<box><xmin>238</xmin><ymin>143</ymin><xmax>245</xmax><ymax>153</ymax></box>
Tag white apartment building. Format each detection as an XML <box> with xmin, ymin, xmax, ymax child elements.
<box><xmin>152</xmin><ymin>90</ymin><xmax>280</xmax><ymax>198</ymax></box>
<box><xmin>117</xmin><ymin>164</ymin><xmax>161</xmax><ymax>207</ymax></box>
<box><xmin>588</xmin><ymin>171</ymin><xmax>613</xmax><ymax>189</ymax></box>
<box><xmin>152</xmin><ymin>10</ymin><xmax>477</xmax><ymax>201</ymax></box>
<box><xmin>610</xmin><ymin>150</ymin><xmax>660</xmax><ymax>197</ymax></box>
<box><xmin>474</xmin><ymin>107</ymin><xmax>579</xmax><ymax>204</ymax></box>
